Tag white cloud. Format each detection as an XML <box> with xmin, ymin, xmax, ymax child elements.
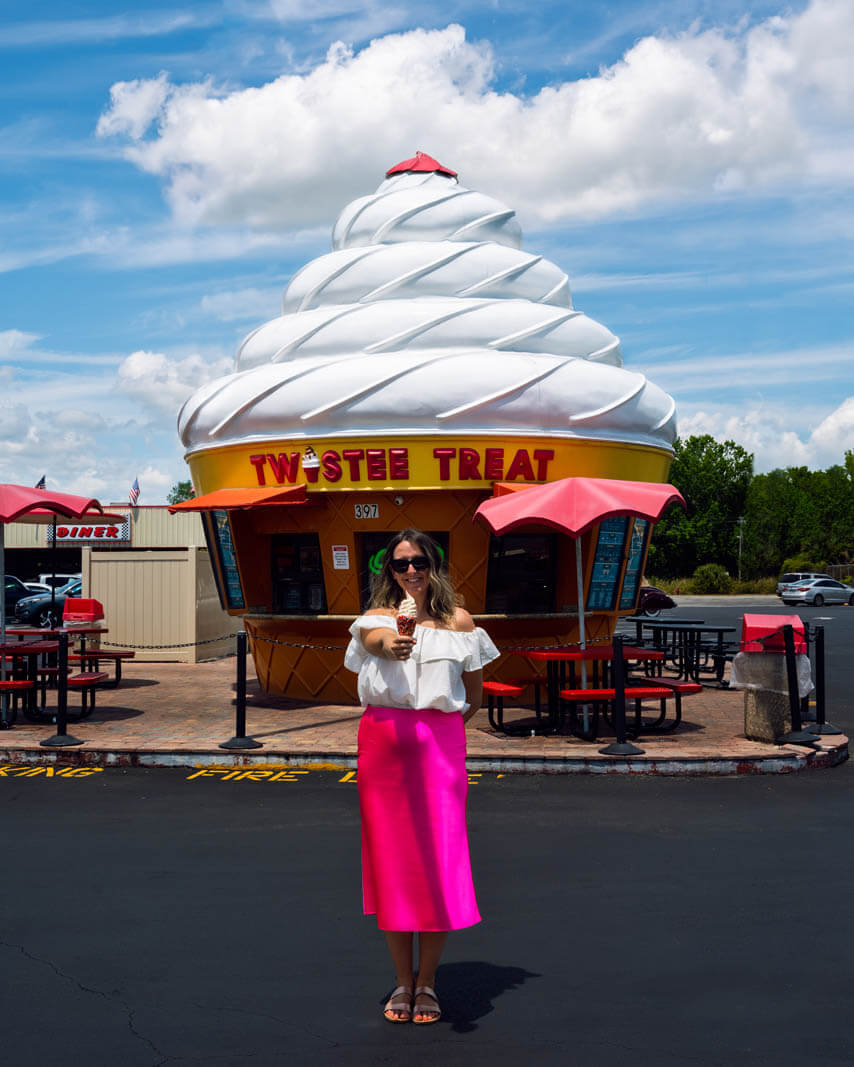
<box><xmin>0</xmin><ymin>403</ymin><xmax>32</xmax><ymax>444</ymax></box>
<box><xmin>116</xmin><ymin>349</ymin><xmax>234</xmax><ymax>414</ymax></box>
<box><xmin>200</xmin><ymin>286</ymin><xmax>283</xmax><ymax>321</ymax></box>
<box><xmin>96</xmin><ymin>3</ymin><xmax>854</xmax><ymax>230</ymax></box>
<box><xmin>0</xmin><ymin>334</ymin><xmax>231</xmax><ymax>499</ymax></box>
<box><xmin>0</xmin><ymin>329</ymin><xmax>42</xmax><ymax>358</ymax></box>
<box><xmin>643</xmin><ymin>343</ymin><xmax>854</xmax><ymax>394</ymax></box>
<box><xmin>96</xmin><ymin>72</ymin><xmax>173</xmax><ymax>140</ymax></box>
<box><xmin>679</xmin><ymin>396</ymin><xmax>854</xmax><ymax>472</ymax></box>
<box><xmin>1</xmin><ymin>12</ymin><xmax>216</xmax><ymax>48</ymax></box>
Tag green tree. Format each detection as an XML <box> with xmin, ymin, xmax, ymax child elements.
<box><xmin>647</xmin><ymin>435</ymin><xmax>753</xmax><ymax>577</ymax></box>
<box><xmin>167</xmin><ymin>480</ymin><xmax>194</xmax><ymax>504</ymax></box>
<box><xmin>742</xmin><ymin>469</ymin><xmax>791</xmax><ymax>577</ymax></box>
<box><xmin>742</xmin><ymin>460</ymin><xmax>854</xmax><ymax>577</ymax></box>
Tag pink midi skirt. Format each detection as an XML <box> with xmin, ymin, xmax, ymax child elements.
<box><xmin>357</xmin><ymin>704</ymin><xmax>481</xmax><ymax>932</ymax></box>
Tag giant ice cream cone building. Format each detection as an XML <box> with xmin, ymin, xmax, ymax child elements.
<box><xmin>178</xmin><ymin>153</ymin><xmax>677</xmax><ymax>700</ymax></box>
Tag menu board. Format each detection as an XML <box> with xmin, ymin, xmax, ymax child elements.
<box><xmin>586</xmin><ymin>517</ymin><xmax>629</xmax><ymax>611</ymax></box>
<box><xmin>271</xmin><ymin>534</ymin><xmax>327</xmax><ymax>614</ymax></box>
<box><xmin>619</xmin><ymin>519</ymin><xmax>649</xmax><ymax>611</ymax></box>
<box><xmin>206</xmin><ymin>510</ymin><xmax>245</xmax><ymax>610</ymax></box>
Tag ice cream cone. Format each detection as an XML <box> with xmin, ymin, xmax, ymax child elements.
<box><xmin>302</xmin><ymin>446</ymin><xmax>321</xmax><ymax>483</ymax></box>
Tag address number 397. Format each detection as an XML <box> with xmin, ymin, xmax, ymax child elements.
<box><xmin>354</xmin><ymin>503</ymin><xmax>379</xmax><ymax>519</ymax></box>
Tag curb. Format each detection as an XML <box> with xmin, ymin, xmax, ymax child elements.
<box><xmin>1</xmin><ymin>737</ymin><xmax>847</xmax><ymax>776</ymax></box>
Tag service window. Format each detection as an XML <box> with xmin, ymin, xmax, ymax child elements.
<box><xmin>358</xmin><ymin>532</ymin><xmax>449</xmax><ymax>611</ymax></box>
<box><xmin>484</xmin><ymin>534</ymin><xmax>556</xmax><ymax>614</ymax></box>
<box><xmin>272</xmin><ymin>533</ymin><xmax>327</xmax><ymax>614</ymax></box>
<box><xmin>202</xmin><ymin>510</ymin><xmax>245</xmax><ymax>610</ymax></box>
<box><xmin>587</xmin><ymin>517</ymin><xmax>629</xmax><ymax>612</ymax></box>
<box><xmin>619</xmin><ymin>519</ymin><xmax>650</xmax><ymax>611</ymax></box>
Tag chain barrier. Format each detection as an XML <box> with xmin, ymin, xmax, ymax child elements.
<box><xmin>248</xmin><ymin>629</ymin><xmax>619</xmax><ymax>654</ymax></box>
<box><xmin>98</xmin><ymin>635</ymin><xmax>237</xmax><ymax>651</ymax></box>
<box><xmin>60</xmin><ymin>629</ymin><xmax>620</xmax><ymax>654</ymax></box>
<box><xmin>90</xmin><ymin>622</ymin><xmax>814</xmax><ymax>656</ymax></box>
<box><xmin>756</xmin><ymin>623</ymin><xmax>811</xmax><ymax>648</ymax></box>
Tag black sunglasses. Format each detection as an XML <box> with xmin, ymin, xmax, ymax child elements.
<box><xmin>389</xmin><ymin>555</ymin><xmax>430</xmax><ymax>574</ymax></box>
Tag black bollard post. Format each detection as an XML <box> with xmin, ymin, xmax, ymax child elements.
<box><xmin>600</xmin><ymin>634</ymin><xmax>644</xmax><ymax>756</ymax></box>
<box><xmin>220</xmin><ymin>631</ymin><xmax>262</xmax><ymax>750</ymax></box>
<box><xmin>806</xmin><ymin>624</ymin><xmax>841</xmax><ymax>735</ymax></box>
<box><xmin>780</xmin><ymin>624</ymin><xmax>818</xmax><ymax>746</ymax></box>
<box><xmin>41</xmin><ymin>631</ymin><xmax>83</xmax><ymax>748</ymax></box>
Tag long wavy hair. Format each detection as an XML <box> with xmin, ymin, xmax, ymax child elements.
<box><xmin>368</xmin><ymin>528</ymin><xmax>458</xmax><ymax>624</ymax></box>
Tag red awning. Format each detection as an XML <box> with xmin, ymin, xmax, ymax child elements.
<box><xmin>29</xmin><ymin>507</ymin><xmax>127</xmax><ymax>524</ymax></box>
<box><xmin>0</xmin><ymin>484</ymin><xmax>117</xmax><ymax>524</ymax></box>
<box><xmin>474</xmin><ymin>477</ymin><xmax>685</xmax><ymax>537</ymax></box>
<box><xmin>385</xmin><ymin>151</ymin><xmax>457</xmax><ymax>178</ymax></box>
<box><xmin>168</xmin><ymin>485</ymin><xmax>309</xmax><ymax>512</ymax></box>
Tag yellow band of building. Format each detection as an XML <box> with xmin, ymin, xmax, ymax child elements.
<box><xmin>188</xmin><ymin>434</ymin><xmax>673</xmax><ymax>494</ymax></box>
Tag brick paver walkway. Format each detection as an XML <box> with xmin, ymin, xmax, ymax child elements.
<box><xmin>0</xmin><ymin>657</ymin><xmax>847</xmax><ymax>774</ymax></box>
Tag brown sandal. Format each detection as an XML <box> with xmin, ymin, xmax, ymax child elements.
<box><xmin>413</xmin><ymin>985</ymin><xmax>441</xmax><ymax>1024</ymax></box>
<box><xmin>383</xmin><ymin>985</ymin><xmax>413</xmax><ymax>1023</ymax></box>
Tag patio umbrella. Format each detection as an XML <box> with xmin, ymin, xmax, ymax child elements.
<box><xmin>0</xmin><ymin>484</ymin><xmax>122</xmax><ymax>644</ymax></box>
<box><xmin>474</xmin><ymin>477</ymin><xmax>685</xmax><ymax>727</ymax></box>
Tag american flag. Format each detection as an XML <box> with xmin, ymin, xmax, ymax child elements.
<box><xmin>34</xmin><ymin>474</ymin><xmax>46</xmax><ymax>489</ymax></box>
<box><xmin>129</xmin><ymin>478</ymin><xmax>140</xmax><ymax>506</ymax></box>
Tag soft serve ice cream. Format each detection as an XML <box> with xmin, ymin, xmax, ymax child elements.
<box><xmin>396</xmin><ymin>592</ymin><xmax>418</xmax><ymax>636</ymax></box>
<box><xmin>178</xmin><ymin>152</ymin><xmax>675</xmax><ymax>471</ymax></box>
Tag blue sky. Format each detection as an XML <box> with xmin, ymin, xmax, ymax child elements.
<box><xmin>1</xmin><ymin>0</ymin><xmax>852</xmax><ymax>503</ymax></box>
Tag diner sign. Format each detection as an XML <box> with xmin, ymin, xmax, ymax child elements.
<box><xmin>48</xmin><ymin>520</ymin><xmax>130</xmax><ymax>543</ymax></box>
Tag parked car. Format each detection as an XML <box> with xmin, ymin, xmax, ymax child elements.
<box><xmin>23</xmin><ymin>581</ymin><xmax>53</xmax><ymax>595</ymax></box>
<box><xmin>781</xmin><ymin>578</ymin><xmax>854</xmax><ymax>607</ymax></box>
<box><xmin>38</xmin><ymin>572</ymin><xmax>81</xmax><ymax>590</ymax></box>
<box><xmin>637</xmin><ymin>585</ymin><xmax>676</xmax><ymax>617</ymax></box>
<box><xmin>776</xmin><ymin>571</ymin><xmax>832</xmax><ymax>597</ymax></box>
<box><xmin>13</xmin><ymin>578</ymin><xmax>83</xmax><ymax>628</ymax></box>
<box><xmin>4</xmin><ymin>575</ymin><xmax>34</xmax><ymax>616</ymax></box>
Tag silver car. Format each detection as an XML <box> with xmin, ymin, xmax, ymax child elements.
<box><xmin>781</xmin><ymin>577</ymin><xmax>854</xmax><ymax>607</ymax></box>
<box><xmin>776</xmin><ymin>571</ymin><xmax>831</xmax><ymax>596</ymax></box>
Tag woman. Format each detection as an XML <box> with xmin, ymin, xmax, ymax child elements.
<box><xmin>344</xmin><ymin>528</ymin><xmax>499</xmax><ymax>1024</ymax></box>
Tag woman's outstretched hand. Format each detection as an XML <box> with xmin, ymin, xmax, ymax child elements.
<box><xmin>385</xmin><ymin>633</ymin><xmax>416</xmax><ymax>660</ymax></box>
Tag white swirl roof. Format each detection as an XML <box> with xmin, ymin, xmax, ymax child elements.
<box><xmin>179</xmin><ymin>158</ymin><xmax>676</xmax><ymax>453</ymax></box>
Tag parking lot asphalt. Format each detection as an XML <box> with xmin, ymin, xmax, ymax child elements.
<box><xmin>3</xmin><ymin>762</ymin><xmax>853</xmax><ymax>1066</ymax></box>
<box><xmin>3</xmin><ymin>598</ymin><xmax>853</xmax><ymax>1065</ymax></box>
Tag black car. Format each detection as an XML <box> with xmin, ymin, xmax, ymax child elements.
<box><xmin>4</xmin><ymin>575</ymin><xmax>34</xmax><ymax>617</ymax></box>
<box><xmin>637</xmin><ymin>585</ymin><xmax>676</xmax><ymax>617</ymax></box>
<box><xmin>14</xmin><ymin>578</ymin><xmax>82</xmax><ymax>628</ymax></box>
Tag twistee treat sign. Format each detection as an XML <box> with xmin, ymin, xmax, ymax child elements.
<box><xmin>247</xmin><ymin>439</ymin><xmax>555</xmax><ymax>490</ymax></box>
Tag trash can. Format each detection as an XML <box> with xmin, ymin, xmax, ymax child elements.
<box><xmin>63</xmin><ymin>597</ymin><xmax>105</xmax><ymax>650</ymax></box>
<box><xmin>730</xmin><ymin>615</ymin><xmax>812</xmax><ymax>742</ymax></box>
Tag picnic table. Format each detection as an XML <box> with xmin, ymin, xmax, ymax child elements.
<box><xmin>639</xmin><ymin>621</ymin><xmax>737</xmax><ymax>685</ymax></box>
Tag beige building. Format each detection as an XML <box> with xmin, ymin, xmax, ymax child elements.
<box><xmin>5</xmin><ymin>506</ymin><xmax>242</xmax><ymax>662</ymax></box>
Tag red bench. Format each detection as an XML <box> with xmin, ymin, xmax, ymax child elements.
<box><xmin>0</xmin><ymin>679</ymin><xmax>34</xmax><ymax>728</ymax></box>
<box><xmin>68</xmin><ymin>650</ymin><xmax>135</xmax><ymax>687</ymax></box>
<box><xmin>66</xmin><ymin>672</ymin><xmax>110</xmax><ymax>718</ymax></box>
<box><xmin>505</xmin><ymin>675</ymin><xmax>544</xmax><ymax>717</ymax></box>
<box><xmin>559</xmin><ymin>680</ymin><xmax>702</xmax><ymax>734</ymax></box>
<box><xmin>481</xmin><ymin>681</ymin><xmax>526</xmax><ymax>733</ymax></box>
<box><xmin>36</xmin><ymin>666</ymin><xmax>71</xmax><ymax>709</ymax></box>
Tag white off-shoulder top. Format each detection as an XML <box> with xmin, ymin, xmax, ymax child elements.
<box><xmin>344</xmin><ymin>614</ymin><xmax>500</xmax><ymax>714</ymax></box>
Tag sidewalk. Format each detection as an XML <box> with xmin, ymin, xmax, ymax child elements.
<box><xmin>0</xmin><ymin>657</ymin><xmax>847</xmax><ymax>775</ymax></box>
